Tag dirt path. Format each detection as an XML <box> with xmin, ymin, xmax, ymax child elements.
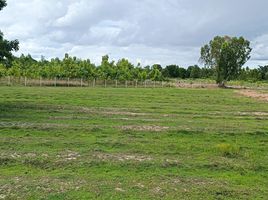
<box><xmin>236</xmin><ymin>90</ymin><xmax>268</xmax><ymax>102</ymax></box>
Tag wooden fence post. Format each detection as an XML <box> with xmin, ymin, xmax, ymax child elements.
<box><xmin>125</xmin><ymin>80</ymin><xmax>128</xmax><ymax>88</ymax></box>
<box><xmin>54</xmin><ymin>77</ymin><xmax>57</xmax><ymax>87</ymax></box>
<box><xmin>93</xmin><ymin>79</ymin><xmax>96</xmax><ymax>87</ymax></box>
<box><xmin>105</xmin><ymin>80</ymin><xmax>107</xmax><ymax>88</ymax></box>
<box><xmin>81</xmin><ymin>78</ymin><xmax>83</xmax><ymax>87</ymax></box>
<box><xmin>135</xmin><ymin>80</ymin><xmax>138</xmax><ymax>88</ymax></box>
<box><xmin>24</xmin><ymin>76</ymin><xmax>27</xmax><ymax>87</ymax></box>
<box><xmin>115</xmin><ymin>80</ymin><xmax>118</xmax><ymax>88</ymax></box>
<box><xmin>8</xmin><ymin>76</ymin><xmax>11</xmax><ymax>86</ymax></box>
<box><xmin>40</xmin><ymin>77</ymin><xmax>42</xmax><ymax>87</ymax></box>
<box><xmin>68</xmin><ymin>78</ymin><xmax>70</xmax><ymax>87</ymax></box>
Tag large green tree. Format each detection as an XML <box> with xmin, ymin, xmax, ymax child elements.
<box><xmin>200</xmin><ymin>36</ymin><xmax>251</xmax><ymax>87</ymax></box>
<box><xmin>0</xmin><ymin>0</ymin><xmax>19</xmax><ymax>66</ymax></box>
<box><xmin>0</xmin><ymin>0</ymin><xmax>7</xmax><ymax>10</ymax></box>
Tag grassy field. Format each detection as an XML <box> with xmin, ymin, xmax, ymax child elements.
<box><xmin>0</xmin><ymin>87</ymin><xmax>267</xmax><ymax>199</ymax></box>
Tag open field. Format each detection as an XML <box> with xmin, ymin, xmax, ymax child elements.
<box><xmin>0</xmin><ymin>87</ymin><xmax>268</xmax><ymax>199</ymax></box>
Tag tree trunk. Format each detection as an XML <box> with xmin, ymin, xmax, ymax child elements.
<box><xmin>218</xmin><ymin>81</ymin><xmax>226</xmax><ymax>88</ymax></box>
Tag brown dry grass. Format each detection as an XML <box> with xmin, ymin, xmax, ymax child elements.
<box><xmin>120</xmin><ymin>125</ymin><xmax>169</xmax><ymax>132</ymax></box>
<box><xmin>93</xmin><ymin>153</ymin><xmax>153</xmax><ymax>162</ymax></box>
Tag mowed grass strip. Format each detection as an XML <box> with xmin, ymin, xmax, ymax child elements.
<box><xmin>0</xmin><ymin>87</ymin><xmax>267</xmax><ymax>199</ymax></box>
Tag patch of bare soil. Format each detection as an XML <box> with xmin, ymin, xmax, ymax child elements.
<box><xmin>237</xmin><ymin>90</ymin><xmax>268</xmax><ymax>102</ymax></box>
<box><xmin>93</xmin><ymin>153</ymin><xmax>152</xmax><ymax>162</ymax></box>
<box><xmin>120</xmin><ymin>125</ymin><xmax>169</xmax><ymax>132</ymax></box>
<box><xmin>172</xmin><ymin>82</ymin><xmax>218</xmax><ymax>89</ymax></box>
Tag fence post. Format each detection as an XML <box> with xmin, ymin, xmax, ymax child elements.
<box><xmin>105</xmin><ymin>80</ymin><xmax>107</xmax><ymax>88</ymax></box>
<box><xmin>81</xmin><ymin>78</ymin><xmax>83</xmax><ymax>87</ymax></box>
<box><xmin>135</xmin><ymin>80</ymin><xmax>138</xmax><ymax>88</ymax></box>
<box><xmin>162</xmin><ymin>81</ymin><xmax>164</xmax><ymax>88</ymax></box>
<box><xmin>93</xmin><ymin>79</ymin><xmax>96</xmax><ymax>88</ymax></box>
<box><xmin>125</xmin><ymin>80</ymin><xmax>128</xmax><ymax>88</ymax></box>
<box><xmin>154</xmin><ymin>81</ymin><xmax>156</xmax><ymax>88</ymax></box>
<box><xmin>24</xmin><ymin>76</ymin><xmax>27</xmax><ymax>87</ymax></box>
<box><xmin>39</xmin><ymin>77</ymin><xmax>42</xmax><ymax>87</ymax></box>
<box><xmin>115</xmin><ymin>80</ymin><xmax>118</xmax><ymax>88</ymax></box>
<box><xmin>145</xmin><ymin>80</ymin><xmax>147</xmax><ymax>88</ymax></box>
<box><xmin>7</xmin><ymin>76</ymin><xmax>11</xmax><ymax>86</ymax></box>
<box><xmin>54</xmin><ymin>77</ymin><xmax>57</xmax><ymax>87</ymax></box>
<box><xmin>68</xmin><ymin>78</ymin><xmax>70</xmax><ymax>87</ymax></box>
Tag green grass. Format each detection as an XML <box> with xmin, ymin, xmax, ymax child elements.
<box><xmin>0</xmin><ymin>87</ymin><xmax>268</xmax><ymax>199</ymax></box>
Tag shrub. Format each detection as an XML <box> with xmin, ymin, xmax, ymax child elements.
<box><xmin>0</xmin><ymin>64</ymin><xmax>7</xmax><ymax>77</ymax></box>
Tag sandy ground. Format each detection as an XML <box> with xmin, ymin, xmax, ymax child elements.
<box><xmin>237</xmin><ymin>90</ymin><xmax>268</xmax><ymax>102</ymax></box>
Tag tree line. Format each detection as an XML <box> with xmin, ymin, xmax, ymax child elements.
<box><xmin>1</xmin><ymin>1</ymin><xmax>268</xmax><ymax>84</ymax></box>
<box><xmin>0</xmin><ymin>53</ymin><xmax>267</xmax><ymax>82</ymax></box>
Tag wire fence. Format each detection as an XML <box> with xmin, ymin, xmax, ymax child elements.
<box><xmin>2</xmin><ymin>76</ymin><xmax>267</xmax><ymax>89</ymax></box>
<box><xmin>0</xmin><ymin>76</ymin><xmax>174</xmax><ymax>88</ymax></box>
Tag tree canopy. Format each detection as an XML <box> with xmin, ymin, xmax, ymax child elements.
<box><xmin>0</xmin><ymin>53</ymin><xmax>267</xmax><ymax>83</ymax></box>
<box><xmin>0</xmin><ymin>0</ymin><xmax>6</xmax><ymax>10</ymax></box>
<box><xmin>200</xmin><ymin>36</ymin><xmax>252</xmax><ymax>87</ymax></box>
<box><xmin>0</xmin><ymin>0</ymin><xmax>19</xmax><ymax>66</ymax></box>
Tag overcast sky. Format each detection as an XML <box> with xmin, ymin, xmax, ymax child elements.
<box><xmin>1</xmin><ymin>0</ymin><xmax>268</xmax><ymax>67</ymax></box>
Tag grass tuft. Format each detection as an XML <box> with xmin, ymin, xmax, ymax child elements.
<box><xmin>216</xmin><ymin>143</ymin><xmax>241</xmax><ymax>158</ymax></box>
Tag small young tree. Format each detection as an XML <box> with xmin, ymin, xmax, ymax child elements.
<box><xmin>200</xmin><ymin>36</ymin><xmax>251</xmax><ymax>87</ymax></box>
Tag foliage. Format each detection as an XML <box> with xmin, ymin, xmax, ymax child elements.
<box><xmin>0</xmin><ymin>63</ymin><xmax>6</xmax><ymax>77</ymax></box>
<box><xmin>0</xmin><ymin>0</ymin><xmax>7</xmax><ymax>11</ymax></box>
<box><xmin>200</xmin><ymin>36</ymin><xmax>252</xmax><ymax>86</ymax></box>
<box><xmin>1</xmin><ymin>53</ymin><xmax>268</xmax><ymax>83</ymax></box>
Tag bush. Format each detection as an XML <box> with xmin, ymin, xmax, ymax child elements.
<box><xmin>0</xmin><ymin>64</ymin><xmax>7</xmax><ymax>77</ymax></box>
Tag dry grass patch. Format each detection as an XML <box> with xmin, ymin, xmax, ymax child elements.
<box><xmin>120</xmin><ymin>125</ymin><xmax>169</xmax><ymax>132</ymax></box>
<box><xmin>0</xmin><ymin>122</ymin><xmax>68</xmax><ymax>130</ymax></box>
<box><xmin>237</xmin><ymin>112</ymin><xmax>268</xmax><ymax>116</ymax></box>
<box><xmin>93</xmin><ymin>153</ymin><xmax>153</xmax><ymax>162</ymax></box>
<box><xmin>79</xmin><ymin>107</ymin><xmax>149</xmax><ymax>116</ymax></box>
<box><xmin>0</xmin><ymin>176</ymin><xmax>86</xmax><ymax>199</ymax></box>
<box><xmin>56</xmin><ymin>150</ymin><xmax>81</xmax><ymax>162</ymax></box>
<box><xmin>49</xmin><ymin>116</ymin><xmax>90</xmax><ymax>120</ymax></box>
